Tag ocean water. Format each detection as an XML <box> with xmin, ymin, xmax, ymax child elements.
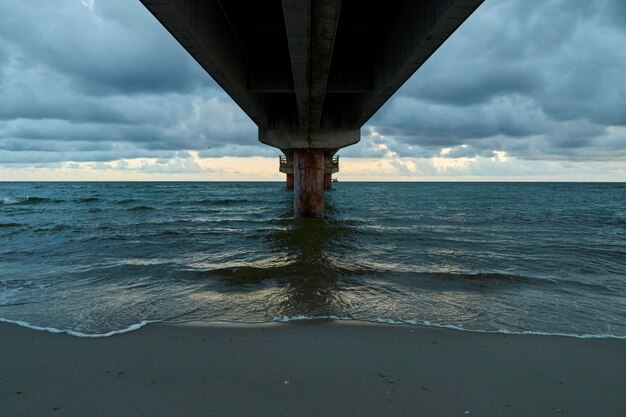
<box><xmin>0</xmin><ymin>182</ymin><xmax>625</xmax><ymax>338</ymax></box>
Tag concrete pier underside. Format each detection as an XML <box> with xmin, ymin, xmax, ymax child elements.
<box><xmin>140</xmin><ymin>0</ymin><xmax>484</xmax><ymax>216</ymax></box>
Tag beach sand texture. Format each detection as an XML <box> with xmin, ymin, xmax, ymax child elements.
<box><xmin>2</xmin><ymin>321</ymin><xmax>624</xmax><ymax>417</ymax></box>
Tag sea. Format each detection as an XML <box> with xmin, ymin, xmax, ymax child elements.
<box><xmin>1</xmin><ymin>182</ymin><xmax>625</xmax><ymax>338</ymax></box>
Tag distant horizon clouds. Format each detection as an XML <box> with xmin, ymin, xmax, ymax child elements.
<box><xmin>0</xmin><ymin>0</ymin><xmax>625</xmax><ymax>181</ymax></box>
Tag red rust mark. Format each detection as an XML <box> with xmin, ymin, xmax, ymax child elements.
<box><xmin>324</xmin><ymin>173</ymin><xmax>332</xmax><ymax>190</ymax></box>
<box><xmin>294</xmin><ymin>149</ymin><xmax>324</xmax><ymax>217</ymax></box>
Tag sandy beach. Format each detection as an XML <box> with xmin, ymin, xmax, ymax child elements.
<box><xmin>1</xmin><ymin>320</ymin><xmax>624</xmax><ymax>417</ymax></box>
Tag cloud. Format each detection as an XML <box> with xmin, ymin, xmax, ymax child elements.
<box><xmin>0</xmin><ymin>0</ymin><xmax>211</xmax><ymax>95</ymax></box>
<box><xmin>0</xmin><ymin>0</ymin><xmax>625</xmax><ymax>179</ymax></box>
<box><xmin>0</xmin><ymin>0</ymin><xmax>261</xmax><ymax>166</ymax></box>
<box><xmin>364</xmin><ymin>0</ymin><xmax>626</xmax><ymax>164</ymax></box>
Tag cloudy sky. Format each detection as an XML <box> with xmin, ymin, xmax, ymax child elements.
<box><xmin>0</xmin><ymin>0</ymin><xmax>625</xmax><ymax>181</ymax></box>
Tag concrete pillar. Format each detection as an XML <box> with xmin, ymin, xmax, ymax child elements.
<box><xmin>286</xmin><ymin>173</ymin><xmax>294</xmax><ymax>190</ymax></box>
<box><xmin>294</xmin><ymin>149</ymin><xmax>324</xmax><ymax>217</ymax></box>
<box><xmin>324</xmin><ymin>173</ymin><xmax>332</xmax><ymax>190</ymax></box>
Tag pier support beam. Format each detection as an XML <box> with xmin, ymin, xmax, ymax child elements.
<box><xmin>294</xmin><ymin>149</ymin><xmax>324</xmax><ymax>217</ymax></box>
<box><xmin>286</xmin><ymin>173</ymin><xmax>294</xmax><ymax>190</ymax></box>
<box><xmin>324</xmin><ymin>173</ymin><xmax>332</xmax><ymax>190</ymax></box>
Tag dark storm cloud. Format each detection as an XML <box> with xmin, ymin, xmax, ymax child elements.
<box><xmin>0</xmin><ymin>0</ymin><xmax>258</xmax><ymax>164</ymax></box>
<box><xmin>0</xmin><ymin>0</ymin><xmax>625</xmax><ymax>166</ymax></box>
<box><xmin>376</xmin><ymin>96</ymin><xmax>546</xmax><ymax>142</ymax></box>
<box><xmin>366</xmin><ymin>0</ymin><xmax>626</xmax><ymax>161</ymax></box>
<box><xmin>0</xmin><ymin>93</ymin><xmax>258</xmax><ymax>161</ymax></box>
<box><xmin>0</xmin><ymin>0</ymin><xmax>212</xmax><ymax>95</ymax></box>
<box><xmin>404</xmin><ymin>68</ymin><xmax>544</xmax><ymax>107</ymax></box>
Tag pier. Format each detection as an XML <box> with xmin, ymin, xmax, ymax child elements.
<box><xmin>140</xmin><ymin>0</ymin><xmax>483</xmax><ymax>216</ymax></box>
<box><xmin>279</xmin><ymin>154</ymin><xmax>338</xmax><ymax>191</ymax></box>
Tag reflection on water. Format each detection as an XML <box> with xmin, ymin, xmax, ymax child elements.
<box><xmin>270</xmin><ymin>217</ymin><xmax>344</xmax><ymax>317</ymax></box>
<box><xmin>216</xmin><ymin>192</ymin><xmax>363</xmax><ymax>317</ymax></box>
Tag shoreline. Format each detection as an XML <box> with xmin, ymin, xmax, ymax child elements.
<box><xmin>2</xmin><ymin>320</ymin><xmax>625</xmax><ymax>417</ymax></box>
<box><xmin>2</xmin><ymin>316</ymin><xmax>625</xmax><ymax>340</ymax></box>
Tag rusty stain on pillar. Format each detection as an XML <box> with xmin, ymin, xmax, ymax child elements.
<box><xmin>294</xmin><ymin>149</ymin><xmax>324</xmax><ymax>217</ymax></box>
<box><xmin>324</xmin><ymin>174</ymin><xmax>332</xmax><ymax>190</ymax></box>
<box><xmin>286</xmin><ymin>173</ymin><xmax>294</xmax><ymax>190</ymax></box>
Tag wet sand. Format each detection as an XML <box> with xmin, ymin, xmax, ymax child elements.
<box><xmin>1</xmin><ymin>320</ymin><xmax>624</xmax><ymax>417</ymax></box>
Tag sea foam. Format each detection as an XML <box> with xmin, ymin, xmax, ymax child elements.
<box><xmin>0</xmin><ymin>317</ymin><xmax>155</xmax><ymax>338</ymax></box>
<box><xmin>2</xmin><ymin>315</ymin><xmax>625</xmax><ymax>340</ymax></box>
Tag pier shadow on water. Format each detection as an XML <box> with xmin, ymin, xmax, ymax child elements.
<box><xmin>209</xmin><ymin>191</ymin><xmax>366</xmax><ymax>318</ymax></box>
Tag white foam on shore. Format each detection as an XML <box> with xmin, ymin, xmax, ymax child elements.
<box><xmin>0</xmin><ymin>317</ymin><xmax>156</xmax><ymax>338</ymax></box>
<box><xmin>273</xmin><ymin>315</ymin><xmax>343</xmax><ymax>322</ymax></box>
<box><xmin>402</xmin><ymin>319</ymin><xmax>626</xmax><ymax>340</ymax></box>
<box><xmin>272</xmin><ymin>315</ymin><xmax>626</xmax><ymax>340</ymax></box>
<box><xmin>2</xmin><ymin>315</ymin><xmax>625</xmax><ymax>340</ymax></box>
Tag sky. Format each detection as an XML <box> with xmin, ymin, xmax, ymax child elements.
<box><xmin>0</xmin><ymin>0</ymin><xmax>625</xmax><ymax>181</ymax></box>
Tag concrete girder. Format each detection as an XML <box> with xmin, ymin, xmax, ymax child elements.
<box><xmin>282</xmin><ymin>0</ymin><xmax>342</xmax><ymax>130</ymax></box>
<box><xmin>309</xmin><ymin>0</ymin><xmax>342</xmax><ymax>129</ymax></box>
<box><xmin>354</xmin><ymin>0</ymin><xmax>484</xmax><ymax>127</ymax></box>
<box><xmin>140</xmin><ymin>0</ymin><xmax>267</xmax><ymax>127</ymax></box>
<box><xmin>248</xmin><ymin>60</ymin><xmax>371</xmax><ymax>94</ymax></box>
<box><xmin>259</xmin><ymin>127</ymin><xmax>359</xmax><ymax>150</ymax></box>
<box><xmin>281</xmin><ymin>0</ymin><xmax>310</xmax><ymax>129</ymax></box>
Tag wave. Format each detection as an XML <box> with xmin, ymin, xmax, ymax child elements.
<box><xmin>0</xmin><ymin>197</ymin><xmax>19</xmax><ymax>205</ymax></box>
<box><xmin>3</xmin><ymin>315</ymin><xmax>622</xmax><ymax>339</ymax></box>
<box><xmin>1</xmin><ymin>196</ymin><xmax>62</xmax><ymax>205</ymax></box>
<box><xmin>25</xmin><ymin>197</ymin><xmax>60</xmax><ymax>204</ymax></box>
<box><xmin>413</xmin><ymin>272</ymin><xmax>619</xmax><ymax>294</ymax></box>
<box><xmin>163</xmin><ymin>197</ymin><xmax>258</xmax><ymax>207</ymax></box>
<box><xmin>425</xmin><ymin>271</ymin><xmax>557</xmax><ymax>286</ymax></box>
<box><xmin>77</xmin><ymin>197</ymin><xmax>100</xmax><ymax>203</ymax></box>
<box><xmin>0</xmin><ymin>317</ymin><xmax>156</xmax><ymax>338</ymax></box>
<box><xmin>0</xmin><ymin>223</ymin><xmax>21</xmax><ymax>228</ymax></box>
<box><xmin>34</xmin><ymin>224</ymin><xmax>78</xmax><ymax>233</ymax></box>
<box><xmin>271</xmin><ymin>316</ymin><xmax>626</xmax><ymax>339</ymax></box>
<box><xmin>115</xmin><ymin>199</ymin><xmax>135</xmax><ymax>205</ymax></box>
<box><xmin>185</xmin><ymin>266</ymin><xmax>605</xmax><ymax>293</ymax></box>
<box><xmin>0</xmin><ymin>279</ymin><xmax>52</xmax><ymax>290</ymax></box>
<box><xmin>195</xmin><ymin>198</ymin><xmax>257</xmax><ymax>205</ymax></box>
<box><xmin>127</xmin><ymin>205</ymin><xmax>156</xmax><ymax>212</ymax></box>
<box><xmin>188</xmin><ymin>261</ymin><xmax>379</xmax><ymax>284</ymax></box>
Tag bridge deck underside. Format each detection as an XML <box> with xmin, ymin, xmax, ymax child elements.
<box><xmin>140</xmin><ymin>0</ymin><xmax>483</xmax><ymax>216</ymax></box>
<box><xmin>141</xmin><ymin>0</ymin><xmax>483</xmax><ymax>140</ymax></box>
